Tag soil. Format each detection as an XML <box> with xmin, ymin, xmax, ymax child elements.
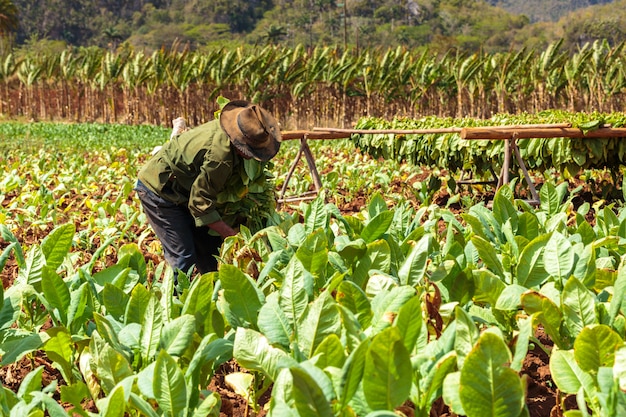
<box><xmin>0</xmin><ymin>169</ymin><xmax>617</xmax><ymax>416</ymax></box>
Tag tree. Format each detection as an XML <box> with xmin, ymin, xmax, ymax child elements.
<box><xmin>0</xmin><ymin>0</ymin><xmax>17</xmax><ymax>35</ymax></box>
<box><xmin>102</xmin><ymin>26</ymin><xmax>123</xmax><ymax>51</ymax></box>
<box><xmin>264</xmin><ymin>25</ymin><xmax>287</xmax><ymax>45</ymax></box>
<box><xmin>0</xmin><ymin>0</ymin><xmax>18</xmax><ymax>54</ymax></box>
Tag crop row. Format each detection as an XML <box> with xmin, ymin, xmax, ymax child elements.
<box><xmin>0</xmin><ymin>39</ymin><xmax>625</xmax><ymax>127</ymax></box>
<box><xmin>1</xmin><ymin>120</ymin><xmax>626</xmax><ymax>416</ymax></box>
<box><xmin>2</xmin><ymin>185</ymin><xmax>626</xmax><ymax>416</ymax></box>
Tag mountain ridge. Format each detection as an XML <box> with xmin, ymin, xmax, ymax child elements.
<box><xmin>487</xmin><ymin>0</ymin><xmax>615</xmax><ymax>22</ymax></box>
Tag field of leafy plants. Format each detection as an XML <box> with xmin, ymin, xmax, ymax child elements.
<box><xmin>1</xmin><ymin>117</ymin><xmax>626</xmax><ymax>417</ymax></box>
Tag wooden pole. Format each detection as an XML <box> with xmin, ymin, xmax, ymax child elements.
<box><xmin>511</xmin><ymin>138</ymin><xmax>540</xmax><ymax>204</ymax></box>
<box><xmin>312</xmin><ymin>127</ymin><xmax>462</xmax><ymax>134</ymax></box>
<box><xmin>277</xmin><ymin>136</ymin><xmax>325</xmax><ymax>205</ymax></box>
<box><xmin>461</xmin><ymin>126</ymin><xmax>626</xmax><ymax>140</ymax></box>
<box><xmin>281</xmin><ymin>130</ymin><xmax>352</xmax><ymax>140</ymax></box>
<box><xmin>312</xmin><ymin>123</ymin><xmax>573</xmax><ymax>136</ymax></box>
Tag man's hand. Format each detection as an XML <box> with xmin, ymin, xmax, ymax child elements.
<box><xmin>207</xmin><ymin>220</ymin><xmax>237</xmax><ymax>239</ymax></box>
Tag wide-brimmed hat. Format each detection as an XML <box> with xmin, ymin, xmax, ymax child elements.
<box><xmin>219</xmin><ymin>100</ymin><xmax>281</xmax><ymax>161</ymax></box>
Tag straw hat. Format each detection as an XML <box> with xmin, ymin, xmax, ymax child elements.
<box><xmin>219</xmin><ymin>100</ymin><xmax>281</xmax><ymax>161</ymax></box>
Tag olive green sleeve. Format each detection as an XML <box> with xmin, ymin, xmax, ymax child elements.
<box><xmin>188</xmin><ymin>158</ymin><xmax>233</xmax><ymax>226</ymax></box>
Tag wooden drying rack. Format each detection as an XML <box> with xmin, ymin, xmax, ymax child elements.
<box><xmin>278</xmin><ymin>124</ymin><xmax>626</xmax><ymax>206</ymax></box>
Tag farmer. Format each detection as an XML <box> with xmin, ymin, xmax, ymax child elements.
<box><xmin>135</xmin><ymin>100</ymin><xmax>281</xmax><ymax>277</ymax></box>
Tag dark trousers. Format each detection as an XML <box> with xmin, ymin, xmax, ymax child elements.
<box><xmin>135</xmin><ymin>180</ymin><xmax>222</xmax><ymax>276</ymax></box>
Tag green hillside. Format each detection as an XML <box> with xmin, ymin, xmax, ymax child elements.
<box><xmin>6</xmin><ymin>0</ymin><xmax>625</xmax><ymax>53</ymax></box>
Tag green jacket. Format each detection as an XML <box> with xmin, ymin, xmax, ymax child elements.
<box><xmin>138</xmin><ymin>119</ymin><xmax>244</xmax><ymax>227</ymax></box>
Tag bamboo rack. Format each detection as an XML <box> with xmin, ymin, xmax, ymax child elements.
<box><xmin>278</xmin><ymin>124</ymin><xmax>626</xmax><ymax>206</ymax></box>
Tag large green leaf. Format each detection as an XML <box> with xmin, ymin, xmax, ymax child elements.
<box><xmin>125</xmin><ymin>283</ymin><xmax>151</xmax><ymax>325</ymax></box>
<box><xmin>0</xmin><ymin>224</ymin><xmax>24</xmax><ymax>268</ymax></box>
<box><xmin>571</xmin><ymin>244</ymin><xmax>595</xmax><ymax>288</ymax></box>
<box><xmin>517</xmin><ymin>212</ymin><xmax>540</xmax><ymax>241</ymax></box>
<box><xmin>41</xmin><ymin>267</ymin><xmax>70</xmax><ymax>325</ymax></box>
<box><xmin>462</xmin><ymin>213</ymin><xmax>489</xmax><ymax>241</ymax></box>
<box><xmin>91</xmin><ymin>264</ymin><xmax>131</xmax><ymax>293</ymax></box>
<box><xmin>454</xmin><ymin>306</ymin><xmax>479</xmax><ymax>368</ymax></box>
<box><xmin>92</xmin><ymin>312</ymin><xmax>124</xmax><ymax>352</ymax></box>
<box><xmin>118</xmin><ymin>243</ymin><xmax>148</xmax><ymax>283</ymax></box>
<box><xmin>191</xmin><ymin>391</ymin><xmax>221</xmax><ymax>417</ymax></box>
<box><xmin>442</xmin><ymin>372</ymin><xmax>465</xmax><ymax>415</ymax></box>
<box><xmin>30</xmin><ymin>390</ymin><xmax>74</xmax><ymax>417</ymax></box>
<box><xmin>471</xmin><ymin>235</ymin><xmax>505</xmax><ymax>278</ymax></box>
<box><xmin>363</xmin><ymin>327</ymin><xmax>412</xmax><ymax>410</ymax></box>
<box><xmin>370</xmin><ymin>286</ymin><xmax>416</xmax><ymax>333</ymax></box>
<box><xmin>472</xmin><ymin>269</ymin><xmax>506</xmax><ymax>306</ymax></box>
<box><xmin>0</xmin><ymin>331</ymin><xmax>49</xmax><ymax>365</ymax></box>
<box><xmin>17</xmin><ymin>365</ymin><xmax>44</xmax><ymax>401</ymax></box>
<box><xmin>469</xmin><ymin>205</ymin><xmax>501</xmax><ymax>244</ymax></box>
<box><xmin>550</xmin><ymin>349</ymin><xmax>596</xmax><ymax>395</ymax></box>
<box><xmin>102</xmin><ymin>283</ymin><xmax>129</xmax><ymax>321</ymax></box>
<box><xmin>367</xmin><ymin>239</ymin><xmax>392</xmax><ymax>275</ymax></box>
<box><xmin>17</xmin><ymin>245</ymin><xmax>45</xmax><ymax>287</ymax></box>
<box><xmin>219</xmin><ymin>264</ymin><xmax>265</xmax><ymax>329</ymax></box>
<box><xmin>420</xmin><ymin>352</ymin><xmax>457</xmax><ymax>412</ymax></box>
<box><xmin>562</xmin><ymin>277</ymin><xmax>596</xmax><ymax>338</ymax></box>
<box><xmin>459</xmin><ymin>332</ymin><xmax>524</xmax><ymax>417</ymax></box>
<box><xmin>367</xmin><ymin>193</ymin><xmax>389</xmax><ymax>219</ymax></box>
<box><xmin>495</xmin><ymin>284</ymin><xmax>527</xmax><ymax>311</ymax></box>
<box><xmin>67</xmin><ymin>282</ymin><xmax>93</xmax><ymax>334</ymax></box>
<box><xmin>540</xmin><ymin>181</ymin><xmax>562</xmax><ymax>215</ymax></box>
<box><xmin>43</xmin><ymin>327</ymin><xmax>74</xmax><ymax>384</ymax></box>
<box><xmin>492</xmin><ymin>187</ymin><xmax>518</xmax><ymax>233</ymax></box>
<box><xmin>521</xmin><ymin>291</ymin><xmax>566</xmax><ymax>349</ymax></box>
<box><xmin>97</xmin><ymin>383</ymin><xmax>126</xmax><ymax>417</ymax></box>
<box><xmin>258</xmin><ymin>292</ymin><xmax>293</xmax><ymax>348</ymax></box>
<box><xmin>181</xmin><ymin>272</ymin><xmax>215</xmax><ymax>317</ymax></box>
<box><xmin>615</xmin><ymin>345</ymin><xmax>626</xmax><ymax>392</ymax></box>
<box><xmin>515</xmin><ymin>233</ymin><xmax>551</xmax><ymax>288</ymax></box>
<box><xmin>304</xmin><ymin>197</ymin><xmax>328</xmax><ymax>234</ymax></box>
<box><xmin>394</xmin><ymin>295</ymin><xmax>423</xmax><ymax>354</ymax></box>
<box><xmin>339</xmin><ymin>338</ymin><xmax>370</xmax><ymax>408</ymax></box>
<box><xmin>511</xmin><ymin>316</ymin><xmax>532</xmax><ymax>372</ymax></box>
<box><xmin>297</xmin><ymin>291</ymin><xmax>341</xmax><ymax>358</ymax></box>
<box><xmin>336</xmin><ymin>280</ymin><xmax>372</xmax><ymax>329</ymax></box>
<box><xmin>279</xmin><ymin>258</ymin><xmax>312</xmax><ymax>330</ymax></box>
<box><xmin>154</xmin><ymin>350</ymin><xmax>187</xmax><ymax>417</ymax></box>
<box><xmin>295</xmin><ymin>229</ymin><xmax>329</xmax><ymax>287</ymax></box>
<box><xmin>233</xmin><ymin>327</ymin><xmax>298</xmax><ymax>381</ymax></box>
<box><xmin>140</xmin><ymin>295</ymin><xmax>163</xmax><ymax>362</ymax></box>
<box><xmin>361</xmin><ymin>211</ymin><xmax>394</xmax><ymax>243</ymax></box>
<box><xmin>611</xmin><ymin>258</ymin><xmax>626</xmax><ymax>324</ymax></box>
<box><xmin>159</xmin><ymin>314</ymin><xmax>196</xmax><ymax>357</ymax></box>
<box><xmin>96</xmin><ymin>344</ymin><xmax>134</xmax><ymax>395</ymax></box>
<box><xmin>270</xmin><ymin>367</ymin><xmax>334</xmax><ymax>417</ymax></box>
<box><xmin>312</xmin><ymin>334</ymin><xmax>346</xmax><ymax>369</ymax></box>
<box><xmin>573</xmin><ymin>325</ymin><xmax>623</xmax><ymax>374</ymax></box>
<box><xmin>543</xmin><ymin>231</ymin><xmax>574</xmax><ymax>280</ymax></box>
<box><xmin>335</xmin><ymin>236</ymin><xmax>367</xmax><ymax>266</ymax></box>
<box><xmin>185</xmin><ymin>334</ymin><xmax>232</xmax><ymax>398</ymax></box>
<box><xmin>40</xmin><ymin>223</ymin><xmax>75</xmax><ymax>272</ymax></box>
<box><xmin>398</xmin><ymin>235</ymin><xmax>430</xmax><ymax>287</ymax></box>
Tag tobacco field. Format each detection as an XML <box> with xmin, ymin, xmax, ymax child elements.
<box><xmin>1</xmin><ymin>115</ymin><xmax>626</xmax><ymax>417</ymax></box>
